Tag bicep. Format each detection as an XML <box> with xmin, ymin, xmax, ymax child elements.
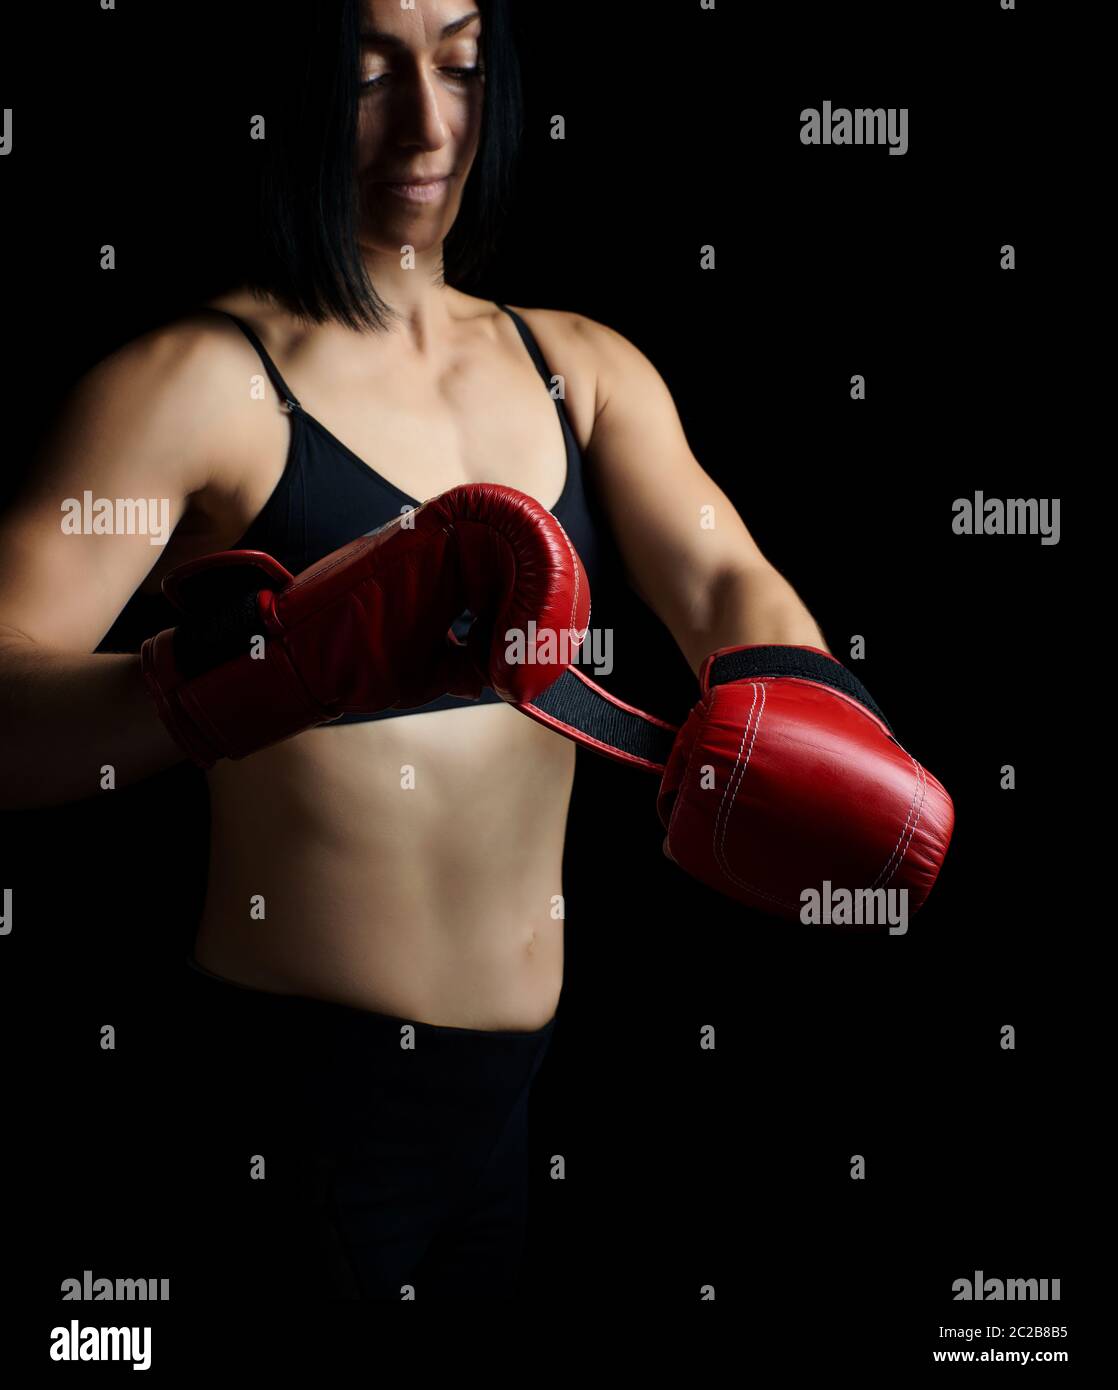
<box><xmin>584</xmin><ymin>322</ymin><xmax>769</xmax><ymax>628</ymax></box>
<box><xmin>0</xmin><ymin>326</ymin><xmax>218</xmax><ymax>653</ymax></box>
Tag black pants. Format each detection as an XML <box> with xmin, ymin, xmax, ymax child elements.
<box><xmin>177</xmin><ymin>956</ymin><xmax>557</xmax><ymax>1301</ymax></box>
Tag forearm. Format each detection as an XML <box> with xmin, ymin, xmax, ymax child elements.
<box><xmin>0</xmin><ymin>634</ymin><xmax>187</xmax><ymax>809</ymax></box>
<box><xmin>674</xmin><ymin>564</ymin><xmax>830</xmax><ymax>679</ymax></box>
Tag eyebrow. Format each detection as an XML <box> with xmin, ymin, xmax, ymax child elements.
<box><xmin>360</xmin><ymin>12</ymin><xmax>480</xmax><ymax>47</ymax></box>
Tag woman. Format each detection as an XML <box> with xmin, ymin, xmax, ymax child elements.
<box><xmin>0</xmin><ymin>0</ymin><xmax>827</xmax><ymax>1299</ymax></box>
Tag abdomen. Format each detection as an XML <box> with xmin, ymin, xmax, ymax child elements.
<box><xmin>192</xmin><ymin>702</ymin><xmax>575</xmax><ymax>1030</ymax></box>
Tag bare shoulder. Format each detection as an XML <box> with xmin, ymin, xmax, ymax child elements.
<box><xmin>54</xmin><ymin>308</ymin><xmax>272</xmax><ymax>498</ymax></box>
<box><xmin>501</xmin><ymin>302</ymin><xmax>607</xmax><ymax>362</ymax></box>
<box><xmin>498</xmin><ymin>303</ymin><xmax>621</xmax><ymax>447</ymax></box>
<box><xmin>502</xmin><ymin>304</ymin><xmax>656</xmax><ymax>415</ymax></box>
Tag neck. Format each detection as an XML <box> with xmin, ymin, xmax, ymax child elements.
<box><xmin>354</xmin><ymin>243</ymin><xmax>457</xmax><ymax>350</ymax></box>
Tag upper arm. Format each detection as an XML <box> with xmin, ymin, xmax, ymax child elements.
<box><xmin>0</xmin><ymin>317</ymin><xmax>237</xmax><ymax>653</ymax></box>
<box><xmin>579</xmin><ymin>316</ymin><xmax>770</xmax><ymax>630</ymax></box>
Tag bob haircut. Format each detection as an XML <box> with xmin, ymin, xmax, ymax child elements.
<box><xmin>245</xmin><ymin>0</ymin><xmax>523</xmax><ymax>332</ymax></box>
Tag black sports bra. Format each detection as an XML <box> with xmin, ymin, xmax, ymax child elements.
<box><xmin>95</xmin><ymin>303</ymin><xmax>612</xmax><ymax>723</ymax></box>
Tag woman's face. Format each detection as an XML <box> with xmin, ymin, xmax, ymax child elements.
<box><xmin>355</xmin><ymin>0</ymin><xmax>485</xmax><ymax>253</ymax></box>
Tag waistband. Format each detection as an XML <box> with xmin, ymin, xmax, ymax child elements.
<box><xmin>184</xmin><ymin>952</ymin><xmax>558</xmax><ymax>1048</ymax></box>
<box><xmin>181</xmin><ymin>954</ymin><xmax>556</xmax><ymax>1178</ymax></box>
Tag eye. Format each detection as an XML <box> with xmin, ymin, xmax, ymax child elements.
<box><xmin>360</xmin><ymin>66</ymin><xmax>483</xmax><ymax>91</ymax></box>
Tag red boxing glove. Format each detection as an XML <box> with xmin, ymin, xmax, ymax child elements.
<box><xmin>142</xmin><ymin>483</ymin><xmax>590</xmax><ymax>768</ymax></box>
<box><xmin>514</xmin><ymin>644</ymin><xmax>954</xmax><ymax>923</ymax></box>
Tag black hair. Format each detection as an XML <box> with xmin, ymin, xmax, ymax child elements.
<box><xmin>245</xmin><ymin>0</ymin><xmax>523</xmax><ymax>331</ymax></box>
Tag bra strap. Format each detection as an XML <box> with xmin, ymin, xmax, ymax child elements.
<box><xmin>495</xmin><ymin>303</ymin><xmax>558</xmax><ymax>396</ymax></box>
<box><xmin>205</xmin><ymin>307</ymin><xmax>301</xmax><ymax>409</ymax></box>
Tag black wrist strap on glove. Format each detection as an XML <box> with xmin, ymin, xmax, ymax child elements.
<box><xmin>515</xmin><ymin>644</ymin><xmax>893</xmax><ymax>774</ymax></box>
<box><xmin>706</xmin><ymin>646</ymin><xmax>892</xmax><ymax>734</ymax></box>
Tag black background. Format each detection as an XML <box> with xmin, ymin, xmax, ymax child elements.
<box><xmin>0</xmin><ymin>0</ymin><xmax>1089</xmax><ymax>1372</ymax></box>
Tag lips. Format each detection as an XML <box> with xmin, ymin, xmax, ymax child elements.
<box><xmin>374</xmin><ymin>176</ymin><xmax>451</xmax><ymax>204</ymax></box>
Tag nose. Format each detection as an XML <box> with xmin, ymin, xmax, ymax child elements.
<box><xmin>386</xmin><ymin>63</ymin><xmax>452</xmax><ymax>153</ymax></box>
